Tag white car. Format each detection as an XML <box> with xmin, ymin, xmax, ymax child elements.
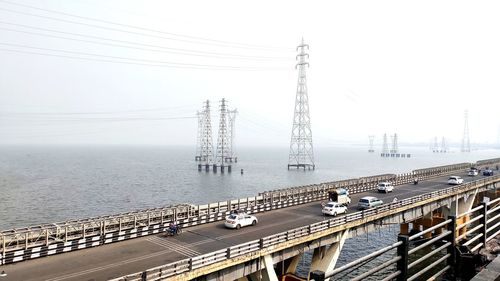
<box><xmin>322</xmin><ymin>202</ymin><xmax>348</xmax><ymax>216</ymax></box>
<box><xmin>224</xmin><ymin>213</ymin><xmax>258</xmax><ymax>229</ymax></box>
<box><xmin>468</xmin><ymin>169</ymin><xmax>478</xmax><ymax>176</ymax></box>
<box><xmin>448</xmin><ymin>176</ymin><xmax>464</xmax><ymax>185</ymax></box>
<box><xmin>377</xmin><ymin>182</ymin><xmax>394</xmax><ymax>193</ymax></box>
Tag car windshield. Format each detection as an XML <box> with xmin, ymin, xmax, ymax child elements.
<box><xmin>326</xmin><ymin>203</ymin><xmax>335</xmax><ymax>208</ymax></box>
<box><xmin>378</xmin><ymin>183</ymin><xmax>386</xmax><ymax>187</ymax></box>
<box><xmin>359</xmin><ymin>199</ymin><xmax>369</xmax><ymax>203</ymax></box>
<box><xmin>449</xmin><ymin>177</ymin><xmax>457</xmax><ymax>180</ymax></box>
<box><xmin>228</xmin><ymin>214</ymin><xmax>237</xmax><ymax>220</ymax></box>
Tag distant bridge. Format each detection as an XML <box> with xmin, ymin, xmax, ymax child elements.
<box><xmin>1</xmin><ymin>158</ymin><xmax>499</xmax><ymax>280</ymax></box>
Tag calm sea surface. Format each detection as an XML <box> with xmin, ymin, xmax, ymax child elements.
<box><xmin>0</xmin><ymin>145</ymin><xmax>498</xmax><ymax>278</ymax></box>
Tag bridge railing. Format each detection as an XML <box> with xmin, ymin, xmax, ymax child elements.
<box><xmin>110</xmin><ymin>174</ymin><xmax>500</xmax><ymax>281</ymax></box>
<box><xmin>0</xmin><ymin>160</ymin><xmax>491</xmax><ymax>265</ymax></box>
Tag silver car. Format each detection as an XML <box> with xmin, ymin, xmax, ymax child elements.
<box><xmin>358</xmin><ymin>196</ymin><xmax>383</xmax><ymax>210</ymax></box>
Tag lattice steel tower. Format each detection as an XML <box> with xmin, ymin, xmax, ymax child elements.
<box><xmin>200</xmin><ymin>100</ymin><xmax>214</xmax><ymax>164</ymax></box>
<box><xmin>195</xmin><ymin>111</ymin><xmax>203</xmax><ymax>161</ymax></box>
<box><xmin>288</xmin><ymin>38</ymin><xmax>315</xmax><ymax>170</ymax></box>
<box><xmin>226</xmin><ymin>109</ymin><xmax>238</xmax><ymax>163</ymax></box>
<box><xmin>381</xmin><ymin>133</ymin><xmax>389</xmax><ymax>156</ymax></box>
<box><xmin>390</xmin><ymin>134</ymin><xmax>399</xmax><ymax>154</ymax></box>
<box><xmin>461</xmin><ymin>110</ymin><xmax>470</xmax><ymax>152</ymax></box>
<box><xmin>368</xmin><ymin>135</ymin><xmax>375</xmax><ymax>153</ymax></box>
<box><xmin>215</xmin><ymin>98</ymin><xmax>231</xmax><ymax>172</ymax></box>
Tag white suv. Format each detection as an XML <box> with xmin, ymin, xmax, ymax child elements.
<box><xmin>322</xmin><ymin>202</ymin><xmax>348</xmax><ymax>216</ymax></box>
<box><xmin>447</xmin><ymin>176</ymin><xmax>464</xmax><ymax>185</ymax></box>
<box><xmin>377</xmin><ymin>182</ymin><xmax>394</xmax><ymax>193</ymax></box>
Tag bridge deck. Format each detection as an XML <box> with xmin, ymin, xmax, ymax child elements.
<box><xmin>0</xmin><ymin>171</ymin><xmax>491</xmax><ymax>281</ymax></box>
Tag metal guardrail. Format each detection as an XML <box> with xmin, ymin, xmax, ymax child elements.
<box><xmin>111</xmin><ymin>174</ymin><xmax>500</xmax><ymax>281</ymax></box>
<box><xmin>2</xmin><ymin>159</ymin><xmax>482</xmax><ymax>265</ymax></box>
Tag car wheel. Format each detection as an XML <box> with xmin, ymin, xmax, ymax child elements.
<box><xmin>252</xmin><ymin>220</ymin><xmax>257</xmax><ymax>226</ymax></box>
<box><xmin>236</xmin><ymin>224</ymin><xmax>241</xmax><ymax>230</ymax></box>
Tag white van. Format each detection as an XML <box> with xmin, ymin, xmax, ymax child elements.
<box><xmin>377</xmin><ymin>182</ymin><xmax>394</xmax><ymax>193</ymax></box>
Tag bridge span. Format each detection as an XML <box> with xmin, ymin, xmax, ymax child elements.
<box><xmin>1</xmin><ymin>158</ymin><xmax>499</xmax><ymax>280</ymax></box>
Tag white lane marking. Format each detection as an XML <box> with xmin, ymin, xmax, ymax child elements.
<box><xmin>146</xmin><ymin>236</ymin><xmax>201</xmax><ymax>257</ymax></box>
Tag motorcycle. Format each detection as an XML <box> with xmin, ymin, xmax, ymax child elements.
<box><xmin>166</xmin><ymin>224</ymin><xmax>182</xmax><ymax>236</ymax></box>
<box><xmin>413</xmin><ymin>178</ymin><xmax>419</xmax><ymax>185</ymax></box>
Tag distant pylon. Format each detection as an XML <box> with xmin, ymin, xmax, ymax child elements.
<box><xmin>381</xmin><ymin>133</ymin><xmax>389</xmax><ymax>156</ymax></box>
<box><xmin>432</xmin><ymin>136</ymin><xmax>439</xmax><ymax>153</ymax></box>
<box><xmin>288</xmin><ymin>38</ymin><xmax>315</xmax><ymax>170</ymax></box>
<box><xmin>226</xmin><ymin>109</ymin><xmax>238</xmax><ymax>163</ymax></box>
<box><xmin>195</xmin><ymin>111</ymin><xmax>203</xmax><ymax>161</ymax></box>
<box><xmin>440</xmin><ymin>137</ymin><xmax>448</xmax><ymax>153</ymax></box>
<box><xmin>461</xmin><ymin>110</ymin><xmax>470</xmax><ymax>152</ymax></box>
<box><xmin>200</xmin><ymin>100</ymin><xmax>214</xmax><ymax>164</ymax></box>
<box><xmin>368</xmin><ymin>135</ymin><xmax>375</xmax><ymax>153</ymax></box>
<box><xmin>215</xmin><ymin>98</ymin><xmax>231</xmax><ymax>172</ymax></box>
<box><xmin>390</xmin><ymin>133</ymin><xmax>399</xmax><ymax>154</ymax></box>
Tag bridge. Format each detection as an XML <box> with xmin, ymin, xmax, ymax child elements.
<box><xmin>1</xmin><ymin>158</ymin><xmax>499</xmax><ymax>281</ymax></box>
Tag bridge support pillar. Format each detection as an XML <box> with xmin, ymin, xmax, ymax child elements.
<box><xmin>308</xmin><ymin>230</ymin><xmax>348</xmax><ymax>280</ymax></box>
<box><xmin>248</xmin><ymin>255</ymin><xmax>279</xmax><ymax>281</ymax></box>
<box><xmin>277</xmin><ymin>253</ymin><xmax>302</xmax><ymax>275</ymax></box>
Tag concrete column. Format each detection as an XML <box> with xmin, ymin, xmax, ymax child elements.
<box><xmin>308</xmin><ymin>230</ymin><xmax>349</xmax><ymax>280</ymax></box>
<box><xmin>248</xmin><ymin>255</ymin><xmax>279</xmax><ymax>281</ymax></box>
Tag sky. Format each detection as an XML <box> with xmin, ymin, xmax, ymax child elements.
<box><xmin>0</xmin><ymin>0</ymin><xmax>499</xmax><ymax>147</ymax></box>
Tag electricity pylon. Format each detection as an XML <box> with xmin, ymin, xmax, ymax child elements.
<box><xmin>368</xmin><ymin>135</ymin><xmax>375</xmax><ymax>152</ymax></box>
<box><xmin>381</xmin><ymin>133</ymin><xmax>389</xmax><ymax>156</ymax></box>
<box><xmin>288</xmin><ymin>38</ymin><xmax>315</xmax><ymax>170</ymax></box>
<box><xmin>461</xmin><ymin>110</ymin><xmax>470</xmax><ymax>152</ymax></box>
<box><xmin>215</xmin><ymin>98</ymin><xmax>230</xmax><ymax>171</ymax></box>
<box><xmin>226</xmin><ymin>109</ymin><xmax>238</xmax><ymax>163</ymax></box>
<box><xmin>195</xmin><ymin>111</ymin><xmax>203</xmax><ymax>161</ymax></box>
<box><xmin>200</xmin><ymin>100</ymin><xmax>214</xmax><ymax>164</ymax></box>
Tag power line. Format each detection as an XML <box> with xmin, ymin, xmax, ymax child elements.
<box><xmin>0</xmin><ymin>22</ymin><xmax>291</xmax><ymax>61</ymax></box>
<box><xmin>0</xmin><ymin>105</ymin><xmax>197</xmax><ymax>116</ymax></box>
<box><xmin>0</xmin><ymin>45</ymin><xmax>288</xmax><ymax>71</ymax></box>
<box><xmin>0</xmin><ymin>0</ymin><xmax>289</xmax><ymax>50</ymax></box>
<box><xmin>0</xmin><ymin>5</ymin><xmax>291</xmax><ymax>51</ymax></box>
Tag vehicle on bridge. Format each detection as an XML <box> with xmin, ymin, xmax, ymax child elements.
<box><xmin>165</xmin><ymin>223</ymin><xmax>182</xmax><ymax>236</ymax></box>
<box><xmin>377</xmin><ymin>182</ymin><xmax>394</xmax><ymax>193</ymax></box>
<box><xmin>468</xmin><ymin>168</ymin><xmax>479</xmax><ymax>176</ymax></box>
<box><xmin>322</xmin><ymin>202</ymin><xmax>347</xmax><ymax>216</ymax></box>
<box><xmin>447</xmin><ymin>176</ymin><xmax>464</xmax><ymax>185</ymax></box>
<box><xmin>328</xmin><ymin>188</ymin><xmax>351</xmax><ymax>206</ymax></box>
<box><xmin>224</xmin><ymin>213</ymin><xmax>258</xmax><ymax>229</ymax></box>
<box><xmin>483</xmin><ymin>169</ymin><xmax>494</xmax><ymax>176</ymax></box>
<box><xmin>357</xmin><ymin>196</ymin><xmax>383</xmax><ymax>210</ymax></box>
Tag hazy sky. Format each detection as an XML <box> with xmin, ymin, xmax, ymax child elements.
<box><xmin>1</xmin><ymin>0</ymin><xmax>499</xmax><ymax>147</ymax></box>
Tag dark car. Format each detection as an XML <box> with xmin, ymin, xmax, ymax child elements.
<box><xmin>483</xmin><ymin>169</ymin><xmax>494</xmax><ymax>176</ymax></box>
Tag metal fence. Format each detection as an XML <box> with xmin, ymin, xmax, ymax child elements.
<box><xmin>0</xmin><ymin>159</ymin><xmax>497</xmax><ymax>266</ymax></box>
<box><xmin>110</xmin><ymin>174</ymin><xmax>500</xmax><ymax>281</ymax></box>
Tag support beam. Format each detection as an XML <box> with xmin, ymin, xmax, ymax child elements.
<box><xmin>308</xmin><ymin>230</ymin><xmax>348</xmax><ymax>280</ymax></box>
<box><xmin>248</xmin><ymin>255</ymin><xmax>279</xmax><ymax>281</ymax></box>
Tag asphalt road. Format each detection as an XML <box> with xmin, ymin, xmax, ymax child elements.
<box><xmin>0</xmin><ymin>171</ymin><xmax>491</xmax><ymax>281</ymax></box>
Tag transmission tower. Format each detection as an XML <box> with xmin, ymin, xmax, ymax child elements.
<box><xmin>226</xmin><ymin>109</ymin><xmax>238</xmax><ymax>163</ymax></box>
<box><xmin>381</xmin><ymin>133</ymin><xmax>389</xmax><ymax>156</ymax></box>
<box><xmin>440</xmin><ymin>137</ymin><xmax>448</xmax><ymax>153</ymax></box>
<box><xmin>432</xmin><ymin>136</ymin><xmax>439</xmax><ymax>153</ymax></box>
<box><xmin>200</xmin><ymin>100</ymin><xmax>214</xmax><ymax>165</ymax></box>
<box><xmin>368</xmin><ymin>135</ymin><xmax>375</xmax><ymax>153</ymax></box>
<box><xmin>390</xmin><ymin>133</ymin><xmax>399</xmax><ymax>154</ymax></box>
<box><xmin>215</xmin><ymin>98</ymin><xmax>231</xmax><ymax>172</ymax></box>
<box><xmin>195</xmin><ymin>111</ymin><xmax>203</xmax><ymax>161</ymax></box>
<box><xmin>461</xmin><ymin>110</ymin><xmax>470</xmax><ymax>152</ymax></box>
<box><xmin>288</xmin><ymin>38</ymin><xmax>315</xmax><ymax>170</ymax></box>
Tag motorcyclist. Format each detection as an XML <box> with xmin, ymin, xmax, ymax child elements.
<box><xmin>413</xmin><ymin>177</ymin><xmax>419</xmax><ymax>185</ymax></box>
<box><xmin>168</xmin><ymin>222</ymin><xmax>178</xmax><ymax>235</ymax></box>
